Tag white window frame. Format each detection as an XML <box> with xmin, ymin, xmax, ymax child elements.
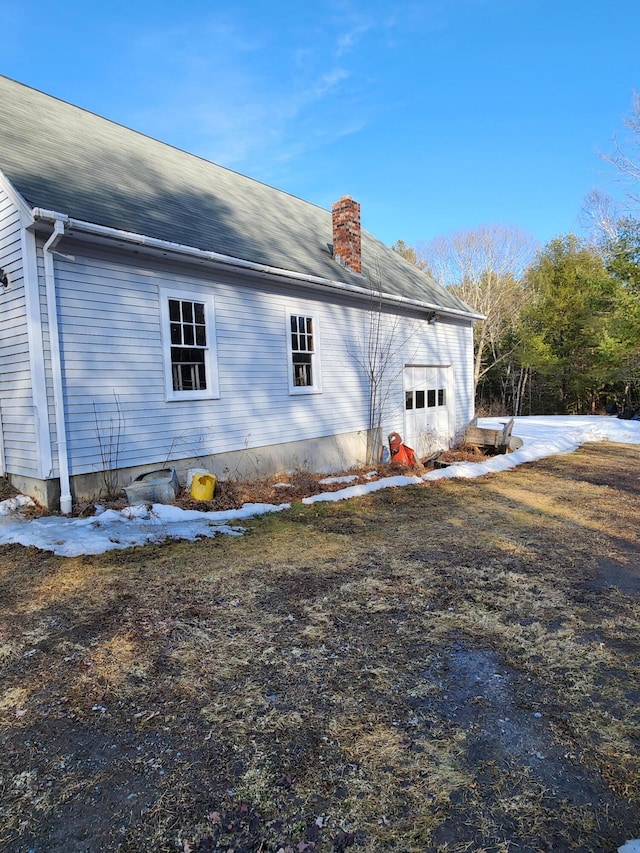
<box><xmin>286</xmin><ymin>309</ymin><xmax>322</xmax><ymax>395</ymax></box>
<box><xmin>160</xmin><ymin>287</ymin><xmax>219</xmax><ymax>401</ymax></box>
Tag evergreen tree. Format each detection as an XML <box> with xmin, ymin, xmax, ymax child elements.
<box><xmin>519</xmin><ymin>235</ymin><xmax>629</xmax><ymax>413</ymax></box>
<box><xmin>603</xmin><ymin>217</ymin><xmax>640</xmax><ymax>293</ymax></box>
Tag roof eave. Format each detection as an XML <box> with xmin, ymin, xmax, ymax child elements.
<box><xmin>30</xmin><ymin>208</ymin><xmax>484</xmax><ymax>322</ymax></box>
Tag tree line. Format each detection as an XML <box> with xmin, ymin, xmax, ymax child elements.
<box><xmin>393</xmin><ymin>95</ymin><xmax>640</xmax><ymax>417</ymax></box>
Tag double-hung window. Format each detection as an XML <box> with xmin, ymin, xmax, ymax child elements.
<box><xmin>160</xmin><ymin>289</ymin><xmax>219</xmax><ymax>401</ymax></box>
<box><xmin>287</xmin><ymin>311</ymin><xmax>321</xmax><ymax>394</ymax></box>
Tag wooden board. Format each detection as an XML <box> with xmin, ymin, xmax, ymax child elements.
<box><xmin>464</xmin><ymin>418</ymin><xmax>516</xmax><ymax>452</ymax></box>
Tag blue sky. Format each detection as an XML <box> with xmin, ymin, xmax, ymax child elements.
<box><xmin>2</xmin><ymin>0</ymin><xmax>639</xmax><ymax>251</ymax></box>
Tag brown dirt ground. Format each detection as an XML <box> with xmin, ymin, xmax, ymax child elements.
<box><xmin>0</xmin><ymin>443</ymin><xmax>639</xmax><ymax>853</ymax></box>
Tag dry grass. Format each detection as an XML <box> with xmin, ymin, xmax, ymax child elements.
<box><xmin>0</xmin><ymin>444</ymin><xmax>639</xmax><ymax>852</ymax></box>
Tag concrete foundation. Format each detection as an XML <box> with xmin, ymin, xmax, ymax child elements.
<box><xmin>10</xmin><ymin>429</ymin><xmax>371</xmax><ymax>511</ymax></box>
<box><xmin>7</xmin><ymin>473</ymin><xmax>61</xmax><ymax>511</ymax></box>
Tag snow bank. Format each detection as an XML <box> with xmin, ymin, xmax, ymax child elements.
<box><xmin>0</xmin><ymin>501</ymin><xmax>290</xmax><ymax>558</ymax></box>
<box><xmin>1</xmin><ymin>416</ymin><xmax>639</xmax><ymax>556</ymax></box>
<box><xmin>305</xmin><ymin>415</ymin><xmax>640</xmax><ymax>501</ymax></box>
<box><xmin>304</xmin><ymin>474</ymin><xmax>422</xmax><ymax>504</ymax></box>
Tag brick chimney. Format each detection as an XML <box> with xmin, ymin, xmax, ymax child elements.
<box><xmin>331</xmin><ymin>196</ymin><xmax>361</xmax><ymax>274</ymax></box>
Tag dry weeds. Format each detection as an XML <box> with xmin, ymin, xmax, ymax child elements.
<box><xmin>0</xmin><ymin>444</ymin><xmax>639</xmax><ymax>852</ymax></box>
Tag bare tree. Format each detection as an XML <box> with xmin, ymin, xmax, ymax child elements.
<box><xmin>581</xmin><ymin>97</ymin><xmax>640</xmax><ymax>247</ymax></box>
<box><xmin>419</xmin><ymin>225</ymin><xmax>537</xmax><ymax>392</ymax></box>
<box><xmin>579</xmin><ymin>189</ymin><xmax>624</xmax><ymax>243</ymax></box>
<box><xmin>351</xmin><ymin>262</ymin><xmax>420</xmax><ymax>465</ymax></box>
<box><xmin>601</xmin><ymin>92</ymin><xmax>640</xmax><ymax>203</ymax></box>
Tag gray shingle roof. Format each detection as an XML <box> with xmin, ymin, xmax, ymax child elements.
<box><xmin>0</xmin><ymin>75</ymin><xmax>472</xmax><ymax>314</ymax></box>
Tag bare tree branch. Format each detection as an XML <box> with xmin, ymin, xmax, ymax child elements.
<box><xmin>600</xmin><ymin>92</ymin><xmax>640</xmax><ymax>204</ymax></box>
<box><xmin>419</xmin><ymin>225</ymin><xmax>538</xmax><ymax>390</ymax></box>
<box><xmin>350</xmin><ymin>258</ymin><xmax>420</xmax><ymax>464</ymax></box>
<box><xmin>579</xmin><ymin>190</ymin><xmax>624</xmax><ymax>243</ymax></box>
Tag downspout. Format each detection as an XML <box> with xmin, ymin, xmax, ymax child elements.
<box><xmin>0</xmin><ymin>399</ymin><xmax>5</xmax><ymax>477</ymax></box>
<box><xmin>43</xmin><ymin>220</ymin><xmax>73</xmax><ymax>514</ymax></box>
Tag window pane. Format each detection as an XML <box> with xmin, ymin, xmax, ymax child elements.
<box><xmin>291</xmin><ymin>315</ymin><xmax>314</xmax><ymax>352</ymax></box>
<box><xmin>289</xmin><ymin>315</ymin><xmax>316</xmax><ymax>390</ymax></box>
<box><xmin>171</xmin><ymin>346</ymin><xmax>205</xmax><ymax>365</ymax></box>
<box><xmin>416</xmin><ymin>390</ymin><xmax>425</xmax><ymax>409</ymax></box>
<box><xmin>405</xmin><ymin>391</ymin><xmax>413</xmax><ymax>410</ymax></box>
<box><xmin>171</xmin><ymin>347</ymin><xmax>206</xmax><ymax>391</ymax></box>
<box><xmin>293</xmin><ymin>352</ymin><xmax>312</xmax><ymax>386</ymax></box>
<box><xmin>170</xmin><ymin>299</ymin><xmax>207</xmax><ymax>349</ymax></box>
<box><xmin>294</xmin><ymin>365</ymin><xmax>311</xmax><ymax>386</ymax></box>
<box><xmin>427</xmin><ymin>389</ymin><xmax>436</xmax><ymax>407</ymax></box>
<box><xmin>294</xmin><ymin>365</ymin><xmax>312</xmax><ymax>386</ymax></box>
<box><xmin>167</xmin><ymin>296</ymin><xmax>213</xmax><ymax>394</ymax></box>
<box><xmin>438</xmin><ymin>389</ymin><xmax>446</xmax><ymax>406</ymax></box>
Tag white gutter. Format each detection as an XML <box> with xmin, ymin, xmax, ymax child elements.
<box><xmin>31</xmin><ymin>208</ymin><xmax>485</xmax><ymax>322</ymax></box>
<box><xmin>42</xmin><ymin>219</ymin><xmax>73</xmax><ymax>514</ymax></box>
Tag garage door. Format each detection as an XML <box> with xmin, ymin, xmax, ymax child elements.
<box><xmin>403</xmin><ymin>365</ymin><xmax>452</xmax><ymax>457</ymax></box>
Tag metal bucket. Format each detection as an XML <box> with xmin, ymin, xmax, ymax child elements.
<box><xmin>124</xmin><ymin>468</ymin><xmax>180</xmax><ymax>505</ymax></box>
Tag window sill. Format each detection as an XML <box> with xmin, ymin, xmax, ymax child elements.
<box><xmin>289</xmin><ymin>387</ymin><xmax>323</xmax><ymax>396</ymax></box>
<box><xmin>166</xmin><ymin>391</ymin><xmax>220</xmax><ymax>402</ymax></box>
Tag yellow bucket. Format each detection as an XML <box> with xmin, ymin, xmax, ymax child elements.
<box><xmin>190</xmin><ymin>472</ymin><xmax>216</xmax><ymax>501</ymax></box>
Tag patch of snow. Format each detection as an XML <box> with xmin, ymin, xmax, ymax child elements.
<box><xmin>0</xmin><ymin>495</ymin><xmax>36</xmax><ymax>515</ymax></box>
<box><xmin>1</xmin><ymin>416</ymin><xmax>639</xmax><ymax>556</ymax></box>
<box><xmin>305</xmin><ymin>416</ymin><xmax>640</xmax><ymax>502</ymax></box>
<box><xmin>304</xmin><ymin>474</ymin><xmax>422</xmax><ymax>504</ymax></box>
<box><xmin>422</xmin><ymin>415</ymin><xmax>640</xmax><ymax>483</ymax></box>
<box><xmin>0</xmin><ymin>501</ymin><xmax>289</xmax><ymax>558</ymax></box>
<box><xmin>319</xmin><ymin>475</ymin><xmax>359</xmax><ymax>485</ymax></box>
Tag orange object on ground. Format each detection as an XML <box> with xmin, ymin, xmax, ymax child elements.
<box><xmin>388</xmin><ymin>432</ymin><xmax>416</xmax><ymax>466</ymax></box>
<box><xmin>388</xmin><ymin>432</ymin><xmax>402</xmax><ymax>454</ymax></box>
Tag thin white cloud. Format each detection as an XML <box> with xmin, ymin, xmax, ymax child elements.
<box><xmin>308</xmin><ymin>68</ymin><xmax>350</xmax><ymax>99</ymax></box>
<box><xmin>336</xmin><ymin>21</ymin><xmax>373</xmax><ymax>55</ymax></box>
<box><xmin>122</xmin><ymin>3</ymin><xmax>429</xmax><ymax>177</ymax></box>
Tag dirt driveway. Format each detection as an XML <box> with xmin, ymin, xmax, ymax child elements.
<box><xmin>1</xmin><ymin>443</ymin><xmax>639</xmax><ymax>852</ymax></box>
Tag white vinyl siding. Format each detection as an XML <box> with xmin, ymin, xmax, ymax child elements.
<box><xmin>0</xmin><ymin>184</ymin><xmax>39</xmax><ymax>477</ymax></box>
<box><xmin>45</xmin><ymin>245</ymin><xmax>474</xmax><ymax>476</ymax></box>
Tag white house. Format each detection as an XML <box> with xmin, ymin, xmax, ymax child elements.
<box><xmin>0</xmin><ymin>76</ymin><xmax>480</xmax><ymax>511</ymax></box>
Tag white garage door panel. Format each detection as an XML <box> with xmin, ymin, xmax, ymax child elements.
<box><xmin>404</xmin><ymin>365</ymin><xmax>452</xmax><ymax>456</ymax></box>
